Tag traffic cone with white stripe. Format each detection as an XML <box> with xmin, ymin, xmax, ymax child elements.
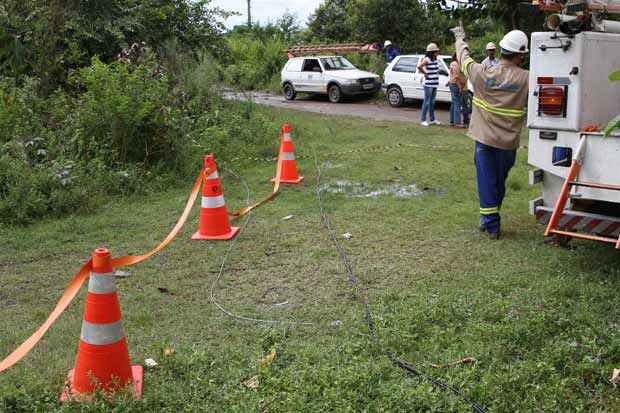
<box><xmin>60</xmin><ymin>248</ymin><xmax>143</xmax><ymax>401</ymax></box>
<box><xmin>191</xmin><ymin>154</ymin><xmax>239</xmax><ymax>240</ymax></box>
<box><xmin>272</xmin><ymin>123</ymin><xmax>303</xmax><ymax>184</ymax></box>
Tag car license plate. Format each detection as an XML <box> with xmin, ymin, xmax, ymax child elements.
<box><xmin>362</xmin><ymin>83</ymin><xmax>374</xmax><ymax>90</ymax></box>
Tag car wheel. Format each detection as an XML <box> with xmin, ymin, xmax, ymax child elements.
<box><xmin>328</xmin><ymin>84</ymin><xmax>342</xmax><ymax>103</ymax></box>
<box><xmin>283</xmin><ymin>83</ymin><xmax>296</xmax><ymax>100</ymax></box>
<box><xmin>387</xmin><ymin>86</ymin><xmax>404</xmax><ymax>107</ymax></box>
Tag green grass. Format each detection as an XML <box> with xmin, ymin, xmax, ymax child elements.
<box><xmin>1</xmin><ymin>107</ymin><xmax>619</xmax><ymax>412</ymax></box>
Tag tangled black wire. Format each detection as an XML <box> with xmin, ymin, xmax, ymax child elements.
<box><xmin>210</xmin><ymin>156</ymin><xmax>486</xmax><ymax>412</ymax></box>
<box><xmin>312</xmin><ymin>149</ymin><xmax>487</xmax><ymax>413</ymax></box>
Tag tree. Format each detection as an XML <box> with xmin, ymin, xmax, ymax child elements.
<box><xmin>348</xmin><ymin>0</ymin><xmax>450</xmax><ymax>52</ymax></box>
<box><xmin>277</xmin><ymin>11</ymin><xmax>300</xmax><ymax>42</ymax></box>
<box><xmin>306</xmin><ymin>0</ymin><xmax>352</xmax><ymax>42</ymax></box>
<box><xmin>451</xmin><ymin>0</ymin><xmax>544</xmax><ymax>33</ymax></box>
<box><xmin>0</xmin><ymin>0</ymin><xmax>230</xmax><ymax>93</ymax></box>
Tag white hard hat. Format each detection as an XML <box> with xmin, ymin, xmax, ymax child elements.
<box><xmin>499</xmin><ymin>30</ymin><xmax>529</xmax><ymax>53</ymax></box>
<box><xmin>426</xmin><ymin>42</ymin><xmax>439</xmax><ymax>52</ymax></box>
<box><xmin>384</xmin><ymin>40</ymin><xmax>392</xmax><ymax>47</ymax></box>
<box><xmin>485</xmin><ymin>42</ymin><xmax>497</xmax><ymax>51</ymax></box>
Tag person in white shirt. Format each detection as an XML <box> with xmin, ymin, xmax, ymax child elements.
<box><xmin>481</xmin><ymin>42</ymin><xmax>499</xmax><ymax>70</ymax></box>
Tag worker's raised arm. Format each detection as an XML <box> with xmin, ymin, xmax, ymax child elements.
<box><xmin>456</xmin><ymin>39</ymin><xmax>483</xmax><ymax>82</ymax></box>
<box><xmin>450</xmin><ymin>25</ymin><xmax>483</xmax><ymax>83</ymax></box>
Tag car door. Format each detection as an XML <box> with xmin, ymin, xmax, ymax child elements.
<box><xmin>436</xmin><ymin>57</ymin><xmax>452</xmax><ymax>102</ymax></box>
<box><xmin>411</xmin><ymin>55</ymin><xmax>427</xmax><ymax>100</ymax></box>
<box><xmin>389</xmin><ymin>56</ymin><xmax>419</xmax><ymax>98</ymax></box>
<box><xmin>300</xmin><ymin>58</ymin><xmax>324</xmax><ymax>93</ymax></box>
<box><xmin>283</xmin><ymin>59</ymin><xmax>303</xmax><ymax>89</ymax></box>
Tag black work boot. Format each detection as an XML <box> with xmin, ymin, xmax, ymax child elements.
<box><xmin>486</xmin><ymin>231</ymin><xmax>500</xmax><ymax>240</ymax></box>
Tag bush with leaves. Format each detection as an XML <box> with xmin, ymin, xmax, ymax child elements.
<box><xmin>223</xmin><ymin>35</ymin><xmax>288</xmax><ymax>92</ymax></box>
<box><xmin>0</xmin><ymin>51</ymin><xmax>277</xmax><ymax>225</ymax></box>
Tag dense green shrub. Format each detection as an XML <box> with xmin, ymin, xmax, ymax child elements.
<box><xmin>0</xmin><ymin>53</ymin><xmax>277</xmax><ymax>225</ymax></box>
<box><xmin>67</xmin><ymin>57</ymin><xmax>172</xmax><ymax>168</ymax></box>
<box><xmin>346</xmin><ymin>53</ymin><xmax>387</xmax><ymax>77</ymax></box>
<box><xmin>223</xmin><ymin>36</ymin><xmax>288</xmax><ymax>92</ymax></box>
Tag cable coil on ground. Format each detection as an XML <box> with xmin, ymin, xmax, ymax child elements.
<box><xmin>209</xmin><ymin>153</ymin><xmax>486</xmax><ymax>412</ymax></box>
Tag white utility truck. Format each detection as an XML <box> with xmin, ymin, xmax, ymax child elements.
<box><xmin>528</xmin><ymin>0</ymin><xmax>620</xmax><ymax>248</ymax></box>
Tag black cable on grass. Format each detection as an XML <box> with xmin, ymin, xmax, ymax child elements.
<box><xmin>312</xmin><ymin>147</ymin><xmax>487</xmax><ymax>413</ymax></box>
<box><xmin>213</xmin><ymin>147</ymin><xmax>485</xmax><ymax>412</ymax></box>
<box><xmin>208</xmin><ymin>167</ymin><xmax>314</xmax><ymax>326</ymax></box>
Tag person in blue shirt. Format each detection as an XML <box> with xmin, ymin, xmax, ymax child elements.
<box><xmin>384</xmin><ymin>40</ymin><xmax>400</xmax><ymax>63</ymax></box>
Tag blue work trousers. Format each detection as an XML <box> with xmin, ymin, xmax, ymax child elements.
<box><xmin>449</xmin><ymin>84</ymin><xmax>462</xmax><ymax>125</ymax></box>
<box><xmin>421</xmin><ymin>86</ymin><xmax>437</xmax><ymax>122</ymax></box>
<box><xmin>474</xmin><ymin>141</ymin><xmax>516</xmax><ymax>234</ymax></box>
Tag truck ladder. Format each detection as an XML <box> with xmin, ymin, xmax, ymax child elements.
<box><xmin>544</xmin><ymin>134</ymin><xmax>620</xmax><ymax>249</ymax></box>
<box><xmin>284</xmin><ymin>43</ymin><xmax>380</xmax><ymax>57</ymax></box>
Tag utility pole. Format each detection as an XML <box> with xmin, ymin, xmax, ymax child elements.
<box><xmin>247</xmin><ymin>0</ymin><xmax>252</xmax><ymax>28</ymax></box>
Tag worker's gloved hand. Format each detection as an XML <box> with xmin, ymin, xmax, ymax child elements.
<box><xmin>450</xmin><ymin>25</ymin><xmax>467</xmax><ymax>41</ymax></box>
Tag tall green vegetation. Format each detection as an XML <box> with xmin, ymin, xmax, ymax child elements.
<box><xmin>305</xmin><ymin>0</ymin><xmax>544</xmax><ymax>53</ymax></box>
<box><xmin>221</xmin><ymin>15</ymin><xmax>301</xmax><ymax>92</ymax></box>
<box><xmin>0</xmin><ymin>1</ymin><xmax>276</xmax><ymax>225</ymax></box>
<box><xmin>0</xmin><ymin>0</ymin><xmax>229</xmax><ymax>94</ymax></box>
<box><xmin>229</xmin><ymin>0</ymin><xmax>541</xmax><ymax>94</ymax></box>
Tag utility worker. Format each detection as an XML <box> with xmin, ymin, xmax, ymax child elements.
<box><xmin>451</xmin><ymin>26</ymin><xmax>529</xmax><ymax>239</ymax></box>
<box><xmin>481</xmin><ymin>42</ymin><xmax>499</xmax><ymax>70</ymax></box>
<box><xmin>384</xmin><ymin>40</ymin><xmax>400</xmax><ymax>63</ymax></box>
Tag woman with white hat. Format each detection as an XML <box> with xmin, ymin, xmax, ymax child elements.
<box><xmin>416</xmin><ymin>42</ymin><xmax>441</xmax><ymax>127</ymax></box>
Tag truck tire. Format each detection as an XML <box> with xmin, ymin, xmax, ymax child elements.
<box><xmin>283</xmin><ymin>83</ymin><xmax>296</xmax><ymax>101</ymax></box>
<box><xmin>328</xmin><ymin>84</ymin><xmax>342</xmax><ymax>103</ymax></box>
<box><xmin>387</xmin><ymin>86</ymin><xmax>404</xmax><ymax>107</ymax></box>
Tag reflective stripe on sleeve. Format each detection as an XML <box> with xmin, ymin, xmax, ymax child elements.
<box><xmin>202</xmin><ymin>195</ymin><xmax>226</xmax><ymax>209</ymax></box>
<box><xmin>80</xmin><ymin>320</ymin><xmax>124</xmax><ymax>345</ymax></box>
<box><xmin>472</xmin><ymin>96</ymin><xmax>525</xmax><ymax>118</ymax></box>
<box><xmin>461</xmin><ymin>57</ymin><xmax>475</xmax><ymax>77</ymax></box>
<box><xmin>282</xmin><ymin>152</ymin><xmax>295</xmax><ymax>161</ymax></box>
<box><xmin>88</xmin><ymin>272</ymin><xmax>116</xmax><ymax>294</ymax></box>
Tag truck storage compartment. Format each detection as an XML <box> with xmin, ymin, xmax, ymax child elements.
<box><xmin>527</xmin><ymin>32</ymin><xmax>620</xmax><ymax>131</ymax></box>
<box><xmin>528</xmin><ymin>131</ymin><xmax>620</xmax><ymax>204</ymax></box>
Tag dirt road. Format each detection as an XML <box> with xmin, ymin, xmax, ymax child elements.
<box><xmin>224</xmin><ymin>90</ymin><xmax>451</xmax><ymax>124</ymax></box>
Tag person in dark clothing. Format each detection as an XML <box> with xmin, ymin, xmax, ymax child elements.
<box><xmin>383</xmin><ymin>40</ymin><xmax>400</xmax><ymax>63</ymax></box>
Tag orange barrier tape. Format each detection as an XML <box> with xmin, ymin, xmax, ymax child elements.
<box><xmin>111</xmin><ymin>170</ymin><xmax>206</xmax><ymax>268</ymax></box>
<box><xmin>229</xmin><ymin>146</ymin><xmax>283</xmax><ymax>218</ymax></box>
<box><xmin>0</xmin><ymin>169</ymin><xmax>209</xmax><ymax>373</ymax></box>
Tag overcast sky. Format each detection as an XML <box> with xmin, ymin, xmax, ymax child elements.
<box><xmin>210</xmin><ymin>0</ymin><xmax>323</xmax><ymax>28</ymax></box>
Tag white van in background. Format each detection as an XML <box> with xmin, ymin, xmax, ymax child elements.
<box><xmin>281</xmin><ymin>56</ymin><xmax>381</xmax><ymax>103</ymax></box>
<box><xmin>383</xmin><ymin>54</ymin><xmax>453</xmax><ymax>107</ymax></box>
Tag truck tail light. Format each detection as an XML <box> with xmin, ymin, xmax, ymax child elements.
<box><xmin>538</xmin><ymin>86</ymin><xmax>566</xmax><ymax>116</ymax></box>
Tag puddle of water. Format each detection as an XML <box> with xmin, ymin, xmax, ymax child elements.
<box><xmin>322</xmin><ymin>160</ymin><xmax>345</xmax><ymax>169</ymax></box>
<box><xmin>321</xmin><ymin>180</ymin><xmax>445</xmax><ymax>198</ymax></box>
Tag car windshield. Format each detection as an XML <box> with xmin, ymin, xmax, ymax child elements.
<box><xmin>320</xmin><ymin>57</ymin><xmax>356</xmax><ymax>71</ymax></box>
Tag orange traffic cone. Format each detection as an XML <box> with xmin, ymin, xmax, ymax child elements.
<box><xmin>60</xmin><ymin>248</ymin><xmax>143</xmax><ymax>401</ymax></box>
<box><xmin>272</xmin><ymin>123</ymin><xmax>303</xmax><ymax>184</ymax></box>
<box><xmin>191</xmin><ymin>154</ymin><xmax>239</xmax><ymax>240</ymax></box>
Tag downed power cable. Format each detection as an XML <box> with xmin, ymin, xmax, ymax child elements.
<box><xmin>208</xmin><ymin>167</ymin><xmax>314</xmax><ymax>326</ymax></box>
<box><xmin>312</xmin><ymin>147</ymin><xmax>487</xmax><ymax>413</ymax></box>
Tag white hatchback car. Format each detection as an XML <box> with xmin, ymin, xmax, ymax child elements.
<box><xmin>383</xmin><ymin>54</ymin><xmax>453</xmax><ymax>107</ymax></box>
<box><xmin>281</xmin><ymin>56</ymin><xmax>381</xmax><ymax>103</ymax></box>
